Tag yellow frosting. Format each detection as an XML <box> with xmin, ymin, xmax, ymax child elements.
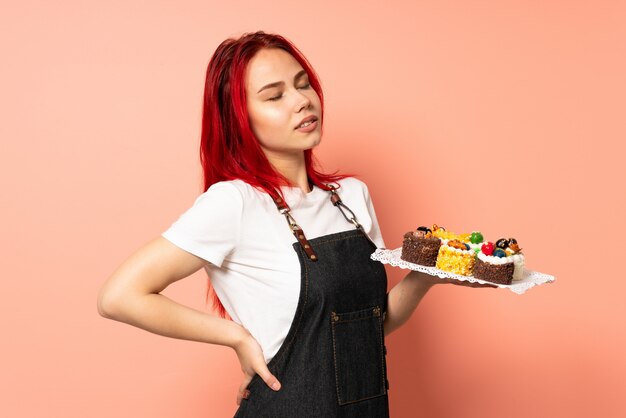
<box><xmin>432</xmin><ymin>227</ymin><xmax>470</xmax><ymax>242</ymax></box>
<box><xmin>436</xmin><ymin>245</ymin><xmax>476</xmax><ymax>276</ymax></box>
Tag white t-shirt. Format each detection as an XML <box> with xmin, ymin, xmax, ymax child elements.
<box><xmin>161</xmin><ymin>177</ymin><xmax>385</xmax><ymax>362</ymax></box>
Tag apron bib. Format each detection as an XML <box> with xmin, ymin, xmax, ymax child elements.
<box><xmin>234</xmin><ymin>186</ymin><xmax>390</xmax><ymax>418</ymax></box>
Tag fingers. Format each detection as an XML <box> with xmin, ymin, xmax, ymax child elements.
<box><xmin>467</xmin><ymin>280</ymin><xmax>498</xmax><ymax>288</ymax></box>
<box><xmin>439</xmin><ymin>277</ymin><xmax>497</xmax><ymax>288</ymax></box>
<box><xmin>233</xmin><ymin>333</ymin><xmax>282</xmax><ymax>405</ymax></box>
<box><xmin>236</xmin><ymin>374</ymin><xmax>253</xmax><ymax>406</ymax></box>
<box><xmin>235</xmin><ymin>367</ymin><xmax>282</xmax><ymax>405</ymax></box>
<box><xmin>257</xmin><ymin>366</ymin><xmax>281</xmax><ymax>391</ymax></box>
<box><xmin>465</xmin><ymin>281</ymin><xmax>497</xmax><ymax>288</ymax></box>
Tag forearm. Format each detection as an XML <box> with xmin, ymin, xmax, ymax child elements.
<box><xmin>383</xmin><ymin>271</ymin><xmax>437</xmax><ymax>336</ymax></box>
<box><xmin>101</xmin><ymin>292</ymin><xmax>247</xmax><ymax>348</ymax></box>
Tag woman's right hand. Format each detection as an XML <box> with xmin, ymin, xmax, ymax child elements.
<box><xmin>97</xmin><ymin>237</ymin><xmax>282</xmax><ymax>406</ymax></box>
<box><xmin>232</xmin><ymin>329</ymin><xmax>281</xmax><ymax>405</ymax></box>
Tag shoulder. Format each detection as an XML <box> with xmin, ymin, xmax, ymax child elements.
<box><xmin>195</xmin><ymin>180</ymin><xmax>256</xmax><ymax>205</ymax></box>
<box><xmin>213</xmin><ymin>179</ymin><xmax>270</xmax><ymax>200</ymax></box>
<box><xmin>335</xmin><ymin>177</ymin><xmax>371</xmax><ymax>199</ymax></box>
<box><xmin>195</xmin><ymin>180</ymin><xmax>278</xmax><ymax>215</ymax></box>
<box><xmin>203</xmin><ymin>180</ymin><xmax>243</xmax><ymax>196</ymax></box>
<box><xmin>172</xmin><ymin>181</ymin><xmax>246</xmax><ymax>220</ymax></box>
<box><xmin>162</xmin><ymin>181</ymin><xmax>247</xmax><ymax>267</ymax></box>
<box><xmin>336</xmin><ymin>176</ymin><xmax>369</xmax><ymax>191</ymax></box>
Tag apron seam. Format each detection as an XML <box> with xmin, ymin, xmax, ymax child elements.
<box><xmin>311</xmin><ymin>234</ymin><xmax>366</xmax><ymax>248</ymax></box>
<box><xmin>271</xmin><ymin>246</ymin><xmax>309</xmax><ymax>369</ymax></box>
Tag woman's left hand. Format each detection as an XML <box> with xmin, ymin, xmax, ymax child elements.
<box><xmin>384</xmin><ymin>270</ymin><xmax>496</xmax><ymax>336</ymax></box>
<box><xmin>407</xmin><ymin>270</ymin><xmax>497</xmax><ymax>288</ymax></box>
<box><xmin>431</xmin><ymin>276</ymin><xmax>498</xmax><ymax>288</ymax></box>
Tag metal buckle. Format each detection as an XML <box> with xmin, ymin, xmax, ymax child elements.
<box><xmin>281</xmin><ymin>211</ymin><xmax>300</xmax><ymax>231</ymax></box>
<box><xmin>336</xmin><ymin>201</ymin><xmax>362</xmax><ymax>229</ymax></box>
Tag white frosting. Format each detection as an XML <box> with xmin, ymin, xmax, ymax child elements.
<box><xmin>477</xmin><ymin>252</ymin><xmax>514</xmax><ymax>265</ymax></box>
<box><xmin>511</xmin><ymin>253</ymin><xmax>526</xmax><ymax>281</ymax></box>
<box><xmin>442</xmin><ymin>243</ymin><xmax>473</xmax><ymax>255</ymax></box>
<box><xmin>477</xmin><ymin>252</ymin><xmax>525</xmax><ymax>281</ymax></box>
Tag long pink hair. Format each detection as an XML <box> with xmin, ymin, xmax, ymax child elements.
<box><xmin>200</xmin><ymin>31</ymin><xmax>351</xmax><ymax>317</ymax></box>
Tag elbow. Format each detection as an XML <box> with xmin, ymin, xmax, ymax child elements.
<box><xmin>97</xmin><ymin>288</ymin><xmax>122</xmax><ymax>319</ymax></box>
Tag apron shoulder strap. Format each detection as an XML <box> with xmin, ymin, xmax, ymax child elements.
<box><xmin>269</xmin><ymin>183</ymin><xmax>376</xmax><ymax>261</ymax></box>
<box><xmin>327</xmin><ymin>183</ymin><xmax>379</xmax><ymax>248</ymax></box>
<box><xmin>327</xmin><ymin>184</ymin><xmax>361</xmax><ymax>230</ymax></box>
<box><xmin>270</xmin><ymin>191</ymin><xmax>319</xmax><ymax>262</ymax></box>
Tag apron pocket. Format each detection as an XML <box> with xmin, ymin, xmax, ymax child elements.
<box><xmin>331</xmin><ymin>305</ymin><xmax>387</xmax><ymax>406</ymax></box>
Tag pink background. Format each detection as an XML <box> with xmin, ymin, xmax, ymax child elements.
<box><xmin>2</xmin><ymin>1</ymin><xmax>625</xmax><ymax>417</ymax></box>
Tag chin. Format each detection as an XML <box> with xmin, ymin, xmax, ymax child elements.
<box><xmin>306</xmin><ymin>136</ymin><xmax>321</xmax><ymax>150</ymax></box>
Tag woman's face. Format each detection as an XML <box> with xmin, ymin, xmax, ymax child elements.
<box><xmin>245</xmin><ymin>48</ymin><xmax>322</xmax><ymax>162</ymax></box>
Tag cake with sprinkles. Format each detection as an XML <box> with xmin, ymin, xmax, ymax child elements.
<box><xmin>473</xmin><ymin>238</ymin><xmax>525</xmax><ymax>284</ymax></box>
<box><xmin>401</xmin><ymin>226</ymin><xmax>442</xmax><ymax>266</ymax></box>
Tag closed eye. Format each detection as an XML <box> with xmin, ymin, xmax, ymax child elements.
<box><xmin>268</xmin><ymin>83</ymin><xmax>311</xmax><ymax>101</ymax></box>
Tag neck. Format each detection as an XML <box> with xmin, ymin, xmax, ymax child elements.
<box><xmin>264</xmin><ymin>150</ymin><xmax>310</xmax><ymax>193</ymax></box>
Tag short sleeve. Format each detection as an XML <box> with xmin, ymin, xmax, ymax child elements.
<box><xmin>161</xmin><ymin>181</ymin><xmax>243</xmax><ymax>267</ymax></box>
<box><xmin>362</xmin><ymin>182</ymin><xmax>387</xmax><ymax>249</ymax></box>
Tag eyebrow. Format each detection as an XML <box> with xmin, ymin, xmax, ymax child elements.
<box><xmin>257</xmin><ymin>69</ymin><xmax>308</xmax><ymax>94</ymax></box>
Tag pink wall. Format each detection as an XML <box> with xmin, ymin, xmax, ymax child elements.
<box><xmin>2</xmin><ymin>1</ymin><xmax>624</xmax><ymax>417</ymax></box>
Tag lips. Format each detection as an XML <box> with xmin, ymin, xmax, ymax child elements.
<box><xmin>295</xmin><ymin>115</ymin><xmax>318</xmax><ymax>129</ymax></box>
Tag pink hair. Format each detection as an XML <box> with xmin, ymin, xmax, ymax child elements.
<box><xmin>199</xmin><ymin>31</ymin><xmax>351</xmax><ymax>317</ymax></box>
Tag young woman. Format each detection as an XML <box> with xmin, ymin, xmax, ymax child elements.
<box><xmin>97</xmin><ymin>31</ymin><xmax>492</xmax><ymax>417</ymax></box>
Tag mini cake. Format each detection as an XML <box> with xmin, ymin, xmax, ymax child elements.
<box><xmin>435</xmin><ymin>239</ymin><xmax>476</xmax><ymax>276</ymax></box>
<box><xmin>473</xmin><ymin>238</ymin><xmax>525</xmax><ymax>284</ymax></box>
<box><xmin>401</xmin><ymin>226</ymin><xmax>442</xmax><ymax>266</ymax></box>
<box><xmin>502</xmin><ymin>238</ymin><xmax>525</xmax><ymax>281</ymax></box>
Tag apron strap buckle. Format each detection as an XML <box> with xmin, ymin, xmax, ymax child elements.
<box><xmin>270</xmin><ymin>192</ymin><xmax>319</xmax><ymax>261</ymax></box>
<box><xmin>269</xmin><ymin>183</ymin><xmax>376</xmax><ymax>261</ymax></box>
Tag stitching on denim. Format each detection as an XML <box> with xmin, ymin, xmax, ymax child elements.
<box><xmin>332</xmin><ymin>304</ymin><xmax>387</xmax><ymax>406</ymax></box>
<box><xmin>245</xmin><ymin>248</ymin><xmax>309</xmax><ymax>394</ymax></box>
<box><xmin>334</xmin><ymin>305</ymin><xmax>379</xmax><ymax>317</ymax></box>
<box><xmin>335</xmin><ymin>315</ymin><xmax>376</xmax><ymax>325</ymax></box>
<box><xmin>270</xmin><ymin>247</ymin><xmax>309</xmax><ymax>370</ymax></box>
<box><xmin>332</xmin><ymin>305</ymin><xmax>377</xmax><ymax>404</ymax></box>
<box><xmin>377</xmin><ymin>309</ymin><xmax>387</xmax><ymax>396</ymax></box>
<box><xmin>331</xmin><ymin>314</ymin><xmax>342</xmax><ymax>404</ymax></box>
<box><xmin>338</xmin><ymin>391</ymin><xmax>387</xmax><ymax>406</ymax></box>
<box><xmin>315</xmin><ymin>234</ymin><xmax>362</xmax><ymax>247</ymax></box>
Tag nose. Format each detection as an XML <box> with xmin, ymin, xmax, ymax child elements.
<box><xmin>295</xmin><ymin>91</ymin><xmax>311</xmax><ymax>112</ymax></box>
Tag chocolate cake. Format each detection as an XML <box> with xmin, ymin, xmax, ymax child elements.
<box><xmin>401</xmin><ymin>229</ymin><xmax>441</xmax><ymax>266</ymax></box>
<box><xmin>473</xmin><ymin>257</ymin><xmax>514</xmax><ymax>284</ymax></box>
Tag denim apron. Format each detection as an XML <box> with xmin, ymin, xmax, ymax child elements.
<box><xmin>234</xmin><ymin>185</ymin><xmax>390</xmax><ymax>418</ymax></box>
